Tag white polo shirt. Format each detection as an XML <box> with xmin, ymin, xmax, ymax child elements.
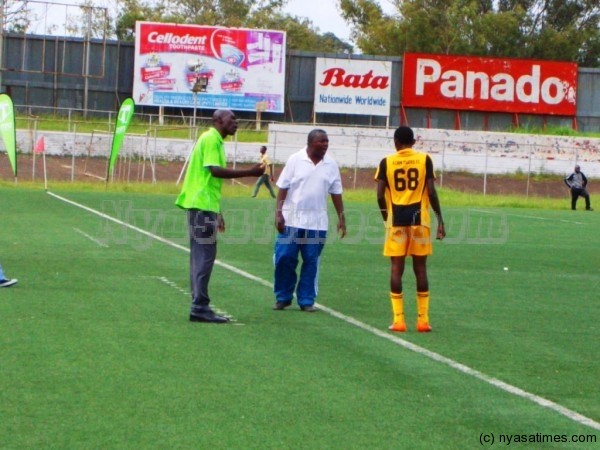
<box><xmin>276</xmin><ymin>147</ymin><xmax>343</xmax><ymax>231</ymax></box>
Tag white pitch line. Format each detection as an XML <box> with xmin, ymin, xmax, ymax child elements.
<box><xmin>153</xmin><ymin>276</ymin><xmax>189</xmax><ymax>297</ymax></box>
<box><xmin>317</xmin><ymin>304</ymin><xmax>600</xmax><ymax>430</ymax></box>
<box><xmin>73</xmin><ymin>227</ymin><xmax>109</xmax><ymax>248</ymax></box>
<box><xmin>48</xmin><ymin>191</ymin><xmax>600</xmax><ymax>431</ymax></box>
<box><xmin>152</xmin><ymin>275</ymin><xmax>242</xmax><ymax>324</ymax></box>
<box><xmin>48</xmin><ymin>191</ymin><xmax>277</xmax><ymax>280</ymax></box>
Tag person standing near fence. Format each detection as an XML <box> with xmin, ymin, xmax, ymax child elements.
<box><xmin>176</xmin><ymin>109</ymin><xmax>265</xmax><ymax>323</ymax></box>
<box><xmin>251</xmin><ymin>146</ymin><xmax>276</xmax><ymax>198</ymax></box>
<box><xmin>564</xmin><ymin>165</ymin><xmax>593</xmax><ymax>211</ymax></box>
<box><xmin>272</xmin><ymin>129</ymin><xmax>346</xmax><ymax>312</ymax></box>
<box><xmin>375</xmin><ymin>126</ymin><xmax>445</xmax><ymax>333</ymax></box>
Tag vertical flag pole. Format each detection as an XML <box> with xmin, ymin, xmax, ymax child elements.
<box><xmin>43</xmin><ymin>148</ymin><xmax>48</xmax><ymax>191</ymax></box>
<box><xmin>32</xmin><ymin>121</ymin><xmax>37</xmax><ymax>180</ymax></box>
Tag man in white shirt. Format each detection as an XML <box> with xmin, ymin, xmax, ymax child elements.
<box><xmin>273</xmin><ymin>129</ymin><xmax>346</xmax><ymax>312</ymax></box>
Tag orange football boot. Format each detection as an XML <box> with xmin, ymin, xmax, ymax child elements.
<box><xmin>416</xmin><ymin>321</ymin><xmax>432</xmax><ymax>333</ymax></box>
<box><xmin>388</xmin><ymin>322</ymin><xmax>407</xmax><ymax>332</ymax></box>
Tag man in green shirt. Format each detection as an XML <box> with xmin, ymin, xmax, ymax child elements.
<box><xmin>176</xmin><ymin>109</ymin><xmax>264</xmax><ymax>323</ymax></box>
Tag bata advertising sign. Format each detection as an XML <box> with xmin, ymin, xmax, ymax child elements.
<box><xmin>314</xmin><ymin>58</ymin><xmax>392</xmax><ymax>116</ymax></box>
<box><xmin>133</xmin><ymin>22</ymin><xmax>286</xmax><ymax>112</ymax></box>
<box><xmin>402</xmin><ymin>53</ymin><xmax>578</xmax><ymax>116</ymax></box>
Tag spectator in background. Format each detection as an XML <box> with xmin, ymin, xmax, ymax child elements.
<box><xmin>564</xmin><ymin>165</ymin><xmax>593</xmax><ymax>211</ymax></box>
<box><xmin>251</xmin><ymin>146</ymin><xmax>276</xmax><ymax>198</ymax></box>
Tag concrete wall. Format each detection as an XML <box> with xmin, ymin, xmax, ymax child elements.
<box><xmin>267</xmin><ymin>124</ymin><xmax>600</xmax><ymax>177</ymax></box>
<box><xmin>14</xmin><ymin>125</ymin><xmax>600</xmax><ymax>178</ymax></box>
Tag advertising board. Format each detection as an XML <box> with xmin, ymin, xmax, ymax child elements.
<box><xmin>402</xmin><ymin>53</ymin><xmax>577</xmax><ymax>115</ymax></box>
<box><xmin>314</xmin><ymin>58</ymin><xmax>392</xmax><ymax>117</ymax></box>
<box><xmin>133</xmin><ymin>22</ymin><xmax>286</xmax><ymax>113</ymax></box>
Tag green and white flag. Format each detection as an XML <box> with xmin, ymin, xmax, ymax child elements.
<box><xmin>107</xmin><ymin>98</ymin><xmax>135</xmax><ymax>180</ymax></box>
<box><xmin>0</xmin><ymin>94</ymin><xmax>17</xmax><ymax>177</ymax></box>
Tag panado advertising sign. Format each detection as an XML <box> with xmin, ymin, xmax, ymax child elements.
<box><xmin>133</xmin><ymin>21</ymin><xmax>286</xmax><ymax>113</ymax></box>
<box><xmin>402</xmin><ymin>53</ymin><xmax>577</xmax><ymax>116</ymax></box>
<box><xmin>314</xmin><ymin>58</ymin><xmax>392</xmax><ymax>117</ymax></box>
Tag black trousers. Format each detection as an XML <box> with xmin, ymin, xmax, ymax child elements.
<box><xmin>570</xmin><ymin>188</ymin><xmax>591</xmax><ymax>210</ymax></box>
<box><xmin>187</xmin><ymin>209</ymin><xmax>218</xmax><ymax>314</ymax></box>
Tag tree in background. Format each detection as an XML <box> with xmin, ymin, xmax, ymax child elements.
<box><xmin>7</xmin><ymin>0</ymin><xmax>595</xmax><ymax>64</ymax></box>
<box><xmin>116</xmin><ymin>0</ymin><xmax>166</xmax><ymax>41</ymax></box>
<box><xmin>1</xmin><ymin>0</ymin><xmax>110</xmax><ymax>38</ymax></box>
<box><xmin>65</xmin><ymin>1</ymin><xmax>111</xmax><ymax>39</ymax></box>
<box><xmin>114</xmin><ymin>0</ymin><xmax>354</xmax><ymax>53</ymax></box>
<box><xmin>340</xmin><ymin>0</ymin><xmax>600</xmax><ymax>67</ymax></box>
<box><xmin>1</xmin><ymin>0</ymin><xmax>34</xmax><ymax>33</ymax></box>
<box><xmin>1</xmin><ymin>0</ymin><xmax>353</xmax><ymax>53</ymax></box>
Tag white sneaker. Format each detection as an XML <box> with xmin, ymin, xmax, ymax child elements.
<box><xmin>0</xmin><ymin>278</ymin><xmax>18</xmax><ymax>287</ymax></box>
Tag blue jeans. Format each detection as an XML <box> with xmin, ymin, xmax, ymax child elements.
<box><xmin>274</xmin><ymin>227</ymin><xmax>327</xmax><ymax>306</ymax></box>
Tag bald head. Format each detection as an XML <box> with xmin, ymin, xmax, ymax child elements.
<box><xmin>212</xmin><ymin>109</ymin><xmax>230</xmax><ymax>123</ymax></box>
<box><xmin>212</xmin><ymin>109</ymin><xmax>238</xmax><ymax>138</ymax></box>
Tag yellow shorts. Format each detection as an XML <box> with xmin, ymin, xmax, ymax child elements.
<box><xmin>383</xmin><ymin>225</ymin><xmax>432</xmax><ymax>257</ymax></box>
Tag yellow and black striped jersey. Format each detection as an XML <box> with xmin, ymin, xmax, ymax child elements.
<box><xmin>375</xmin><ymin>149</ymin><xmax>434</xmax><ymax>227</ymax></box>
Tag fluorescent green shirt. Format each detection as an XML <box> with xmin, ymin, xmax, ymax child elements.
<box><xmin>175</xmin><ymin>127</ymin><xmax>225</xmax><ymax>212</ymax></box>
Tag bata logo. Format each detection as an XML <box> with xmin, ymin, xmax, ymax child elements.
<box><xmin>147</xmin><ymin>31</ymin><xmax>207</xmax><ymax>46</ymax></box>
<box><xmin>416</xmin><ymin>58</ymin><xmax>575</xmax><ymax>105</ymax></box>
<box><xmin>320</xmin><ymin>68</ymin><xmax>389</xmax><ymax>89</ymax></box>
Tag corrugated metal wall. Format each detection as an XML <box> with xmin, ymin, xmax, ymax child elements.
<box><xmin>2</xmin><ymin>34</ymin><xmax>599</xmax><ymax>131</ymax></box>
<box><xmin>2</xmin><ymin>34</ymin><xmax>135</xmax><ymax>112</ymax></box>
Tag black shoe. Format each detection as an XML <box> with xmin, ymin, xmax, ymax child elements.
<box><xmin>272</xmin><ymin>301</ymin><xmax>292</xmax><ymax>310</ymax></box>
<box><xmin>586</xmin><ymin>207</ymin><xmax>593</xmax><ymax>211</ymax></box>
<box><xmin>189</xmin><ymin>311</ymin><xmax>230</xmax><ymax>323</ymax></box>
<box><xmin>300</xmin><ymin>305</ymin><xmax>317</xmax><ymax>312</ymax></box>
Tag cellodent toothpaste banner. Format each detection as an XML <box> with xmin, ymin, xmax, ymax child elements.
<box><xmin>133</xmin><ymin>21</ymin><xmax>286</xmax><ymax>113</ymax></box>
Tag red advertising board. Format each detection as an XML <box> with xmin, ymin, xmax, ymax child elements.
<box><xmin>402</xmin><ymin>53</ymin><xmax>578</xmax><ymax>116</ymax></box>
<box><xmin>138</xmin><ymin>23</ymin><xmax>248</xmax><ymax>69</ymax></box>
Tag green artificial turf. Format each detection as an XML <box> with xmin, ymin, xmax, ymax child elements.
<box><xmin>1</xmin><ymin>186</ymin><xmax>598</xmax><ymax>449</ymax></box>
